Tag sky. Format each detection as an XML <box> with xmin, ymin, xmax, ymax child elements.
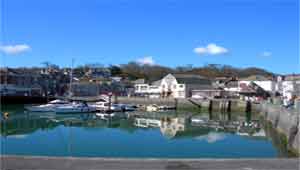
<box><xmin>0</xmin><ymin>0</ymin><xmax>299</xmax><ymax>74</ymax></box>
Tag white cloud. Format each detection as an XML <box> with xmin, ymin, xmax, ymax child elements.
<box><xmin>195</xmin><ymin>132</ymin><xmax>226</xmax><ymax>143</ymax></box>
<box><xmin>260</xmin><ymin>51</ymin><xmax>272</xmax><ymax>57</ymax></box>
<box><xmin>0</xmin><ymin>44</ymin><xmax>31</xmax><ymax>55</ymax></box>
<box><xmin>136</xmin><ymin>56</ymin><xmax>155</xmax><ymax>65</ymax></box>
<box><xmin>194</xmin><ymin>43</ymin><xmax>229</xmax><ymax>56</ymax></box>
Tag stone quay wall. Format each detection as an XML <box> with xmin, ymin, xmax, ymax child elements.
<box><xmin>114</xmin><ymin>97</ymin><xmax>247</xmax><ymax>112</ymax></box>
<box><xmin>254</xmin><ymin>102</ymin><xmax>300</xmax><ymax>154</ymax></box>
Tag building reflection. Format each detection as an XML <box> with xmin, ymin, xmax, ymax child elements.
<box><xmin>0</xmin><ymin>110</ymin><xmax>265</xmax><ymax>139</ymax></box>
<box><xmin>132</xmin><ymin>111</ymin><xmax>267</xmax><ymax>140</ymax></box>
<box><xmin>0</xmin><ymin>109</ymin><xmax>294</xmax><ymax>157</ymax></box>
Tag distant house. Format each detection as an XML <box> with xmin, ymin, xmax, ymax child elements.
<box><xmin>0</xmin><ymin>68</ymin><xmax>44</xmax><ymax>96</ymax></box>
<box><xmin>134</xmin><ymin>84</ymin><xmax>149</xmax><ymax>96</ymax></box>
<box><xmin>213</xmin><ymin>77</ymin><xmax>239</xmax><ymax>97</ymax></box>
<box><xmin>134</xmin><ymin>74</ymin><xmax>213</xmax><ymax>98</ymax></box>
<box><xmin>148</xmin><ymin>80</ymin><xmax>163</xmax><ymax>98</ymax></box>
<box><xmin>133</xmin><ymin>78</ymin><xmax>146</xmax><ymax>84</ymax></box>
<box><xmin>86</xmin><ymin>67</ymin><xmax>111</xmax><ymax>79</ymax></box>
<box><xmin>70</xmin><ymin>82</ymin><xmax>100</xmax><ymax>96</ymax></box>
<box><xmin>133</xmin><ymin>79</ymin><xmax>150</xmax><ymax>96</ymax></box>
<box><xmin>111</xmin><ymin>76</ymin><xmax>122</xmax><ymax>82</ymax></box>
<box><xmin>277</xmin><ymin>74</ymin><xmax>300</xmax><ymax>100</ymax></box>
<box><xmin>238</xmin><ymin>75</ymin><xmax>275</xmax><ymax>93</ymax></box>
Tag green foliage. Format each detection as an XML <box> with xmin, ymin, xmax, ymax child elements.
<box><xmin>6</xmin><ymin>62</ymin><xmax>275</xmax><ymax>81</ymax></box>
<box><xmin>119</xmin><ymin>63</ymin><xmax>274</xmax><ymax>80</ymax></box>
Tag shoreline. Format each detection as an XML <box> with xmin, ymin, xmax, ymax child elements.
<box><xmin>1</xmin><ymin>155</ymin><xmax>298</xmax><ymax>170</ymax></box>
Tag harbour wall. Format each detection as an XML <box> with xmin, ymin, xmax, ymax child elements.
<box><xmin>254</xmin><ymin>102</ymin><xmax>300</xmax><ymax>155</ymax></box>
<box><xmin>114</xmin><ymin>97</ymin><xmax>247</xmax><ymax>112</ymax></box>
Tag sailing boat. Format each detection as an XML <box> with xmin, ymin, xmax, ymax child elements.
<box><xmin>54</xmin><ymin>59</ymin><xmax>96</xmax><ymax>113</ymax></box>
<box><xmin>25</xmin><ymin>64</ymin><xmax>71</xmax><ymax>112</ymax></box>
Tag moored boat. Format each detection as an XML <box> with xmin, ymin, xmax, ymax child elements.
<box><xmin>90</xmin><ymin>102</ymin><xmax>125</xmax><ymax>112</ymax></box>
<box><xmin>25</xmin><ymin>99</ymin><xmax>70</xmax><ymax>112</ymax></box>
<box><xmin>55</xmin><ymin>102</ymin><xmax>97</xmax><ymax>113</ymax></box>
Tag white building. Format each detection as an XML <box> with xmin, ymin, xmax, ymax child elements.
<box><xmin>134</xmin><ymin>74</ymin><xmax>212</xmax><ymax>98</ymax></box>
<box><xmin>134</xmin><ymin>83</ymin><xmax>149</xmax><ymax>95</ymax></box>
<box><xmin>277</xmin><ymin>75</ymin><xmax>300</xmax><ymax>100</ymax></box>
<box><xmin>238</xmin><ymin>75</ymin><xmax>275</xmax><ymax>93</ymax></box>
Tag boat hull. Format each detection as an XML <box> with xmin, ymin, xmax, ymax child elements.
<box><xmin>55</xmin><ymin>107</ymin><xmax>97</xmax><ymax>114</ymax></box>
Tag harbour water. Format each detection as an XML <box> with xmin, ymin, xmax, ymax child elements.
<box><xmin>0</xmin><ymin>105</ymin><xmax>295</xmax><ymax>158</ymax></box>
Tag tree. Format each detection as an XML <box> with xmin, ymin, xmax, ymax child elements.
<box><xmin>109</xmin><ymin>65</ymin><xmax>122</xmax><ymax>76</ymax></box>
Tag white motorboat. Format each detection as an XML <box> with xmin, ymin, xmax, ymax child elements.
<box><xmin>90</xmin><ymin>102</ymin><xmax>123</xmax><ymax>112</ymax></box>
<box><xmin>55</xmin><ymin>102</ymin><xmax>97</xmax><ymax>113</ymax></box>
<box><xmin>25</xmin><ymin>99</ymin><xmax>70</xmax><ymax>112</ymax></box>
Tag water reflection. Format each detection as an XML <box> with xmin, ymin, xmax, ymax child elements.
<box><xmin>0</xmin><ymin>106</ymin><xmax>294</xmax><ymax>158</ymax></box>
<box><xmin>0</xmin><ymin>110</ymin><xmax>267</xmax><ymax>140</ymax></box>
<box><xmin>132</xmin><ymin>111</ymin><xmax>265</xmax><ymax>140</ymax></box>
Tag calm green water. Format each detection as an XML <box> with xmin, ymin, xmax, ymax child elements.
<box><xmin>0</xmin><ymin>105</ymin><xmax>292</xmax><ymax>158</ymax></box>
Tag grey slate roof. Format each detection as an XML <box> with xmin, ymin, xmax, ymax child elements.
<box><xmin>132</xmin><ymin>79</ymin><xmax>145</xmax><ymax>84</ymax></box>
<box><xmin>173</xmin><ymin>74</ymin><xmax>211</xmax><ymax>85</ymax></box>
<box><xmin>151</xmin><ymin>80</ymin><xmax>162</xmax><ymax>86</ymax></box>
<box><xmin>240</xmin><ymin>75</ymin><xmax>272</xmax><ymax>81</ymax></box>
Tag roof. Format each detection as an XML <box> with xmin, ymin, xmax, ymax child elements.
<box><xmin>240</xmin><ymin>75</ymin><xmax>272</xmax><ymax>81</ymax></box>
<box><xmin>284</xmin><ymin>74</ymin><xmax>300</xmax><ymax>81</ymax></box>
<box><xmin>226</xmin><ymin>81</ymin><xmax>239</xmax><ymax>88</ymax></box>
<box><xmin>132</xmin><ymin>79</ymin><xmax>145</xmax><ymax>84</ymax></box>
<box><xmin>0</xmin><ymin>68</ymin><xmax>42</xmax><ymax>77</ymax></box>
<box><xmin>239</xmin><ymin>83</ymin><xmax>256</xmax><ymax>93</ymax></box>
<box><xmin>151</xmin><ymin>80</ymin><xmax>162</xmax><ymax>86</ymax></box>
<box><xmin>173</xmin><ymin>74</ymin><xmax>211</xmax><ymax>85</ymax></box>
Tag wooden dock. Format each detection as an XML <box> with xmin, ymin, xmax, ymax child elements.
<box><xmin>0</xmin><ymin>156</ymin><xmax>298</xmax><ymax>170</ymax></box>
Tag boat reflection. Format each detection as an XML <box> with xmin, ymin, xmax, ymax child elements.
<box><xmin>0</xmin><ymin>110</ymin><xmax>270</xmax><ymax>141</ymax></box>
<box><xmin>0</xmin><ymin>108</ymin><xmax>294</xmax><ymax>158</ymax></box>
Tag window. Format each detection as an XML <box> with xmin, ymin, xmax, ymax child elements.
<box><xmin>179</xmin><ymin>85</ymin><xmax>184</xmax><ymax>88</ymax></box>
<box><xmin>141</xmin><ymin>86</ymin><xmax>148</xmax><ymax>91</ymax></box>
<box><xmin>173</xmin><ymin>85</ymin><xmax>176</xmax><ymax>89</ymax></box>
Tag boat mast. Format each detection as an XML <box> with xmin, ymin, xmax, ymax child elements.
<box><xmin>69</xmin><ymin>58</ymin><xmax>75</xmax><ymax>97</ymax></box>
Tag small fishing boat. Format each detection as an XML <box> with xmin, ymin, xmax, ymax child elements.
<box><xmin>25</xmin><ymin>99</ymin><xmax>70</xmax><ymax>112</ymax></box>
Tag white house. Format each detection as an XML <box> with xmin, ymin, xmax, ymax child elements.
<box><xmin>277</xmin><ymin>75</ymin><xmax>300</xmax><ymax>100</ymax></box>
<box><xmin>134</xmin><ymin>74</ymin><xmax>213</xmax><ymax>98</ymax></box>
<box><xmin>134</xmin><ymin>83</ymin><xmax>149</xmax><ymax>95</ymax></box>
<box><xmin>238</xmin><ymin>75</ymin><xmax>275</xmax><ymax>93</ymax></box>
<box><xmin>147</xmin><ymin>80</ymin><xmax>162</xmax><ymax>98</ymax></box>
<box><xmin>223</xmin><ymin>81</ymin><xmax>239</xmax><ymax>93</ymax></box>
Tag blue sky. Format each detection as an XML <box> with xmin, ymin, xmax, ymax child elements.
<box><xmin>0</xmin><ymin>0</ymin><xmax>299</xmax><ymax>74</ymax></box>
